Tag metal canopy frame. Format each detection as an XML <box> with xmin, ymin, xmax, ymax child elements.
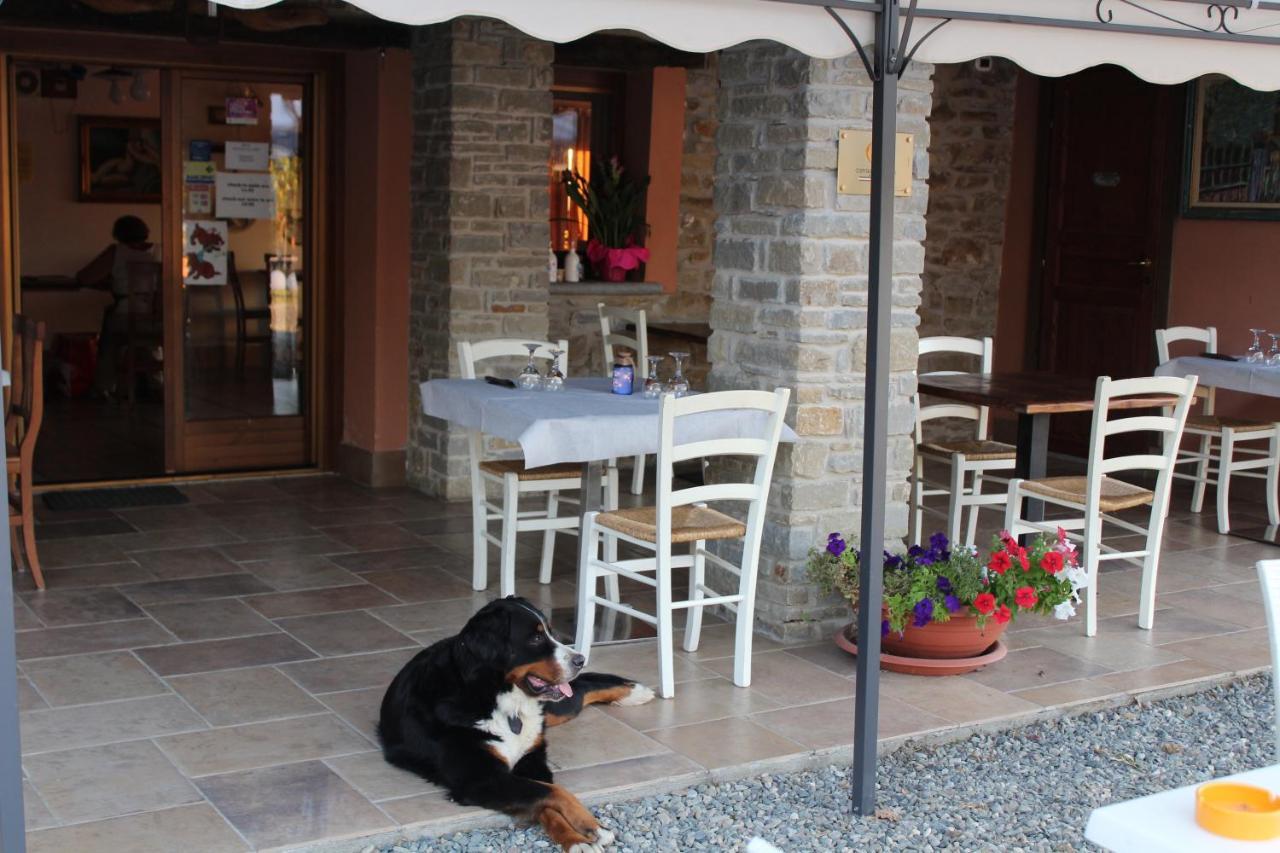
<box><xmin>769</xmin><ymin>0</ymin><xmax>1280</xmax><ymax>819</ymax></box>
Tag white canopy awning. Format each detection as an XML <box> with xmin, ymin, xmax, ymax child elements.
<box><xmin>216</xmin><ymin>0</ymin><xmax>1280</xmax><ymax>90</ymax></box>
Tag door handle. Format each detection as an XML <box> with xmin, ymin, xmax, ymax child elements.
<box><xmin>1127</xmin><ymin>258</ymin><xmax>1153</xmax><ymax>268</ymax></box>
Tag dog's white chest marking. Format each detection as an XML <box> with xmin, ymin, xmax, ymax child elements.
<box><xmin>476</xmin><ymin>688</ymin><xmax>544</xmax><ymax>767</ymax></box>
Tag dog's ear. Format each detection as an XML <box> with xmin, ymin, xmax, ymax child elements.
<box><xmin>457</xmin><ymin>603</ymin><xmax>511</xmax><ymax>677</ymax></box>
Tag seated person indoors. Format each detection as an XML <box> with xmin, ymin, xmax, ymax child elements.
<box><xmin>76</xmin><ymin>215</ymin><xmax>157</xmax><ymax>400</ymax></box>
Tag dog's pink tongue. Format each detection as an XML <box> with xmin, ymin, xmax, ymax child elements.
<box><xmin>557</xmin><ymin>682</ymin><xmax>573</xmax><ymax>698</ymax></box>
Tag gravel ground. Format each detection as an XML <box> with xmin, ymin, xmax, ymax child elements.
<box><xmin>378</xmin><ymin>675</ymin><xmax>1273</xmax><ymax>852</ymax></box>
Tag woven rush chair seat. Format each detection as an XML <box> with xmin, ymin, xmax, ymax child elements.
<box><xmin>478</xmin><ymin>459</ymin><xmax>582</xmax><ymax>481</ymax></box>
<box><xmin>595</xmin><ymin>505</ymin><xmax>747</xmax><ymax>544</ymax></box>
<box><xmin>919</xmin><ymin>439</ymin><xmax>1016</xmax><ymax>461</ymax></box>
<box><xmin>1020</xmin><ymin>475</ymin><xmax>1153</xmax><ymax>512</ymax></box>
<box><xmin>1187</xmin><ymin>414</ymin><xmax>1274</xmax><ymax>432</ymax></box>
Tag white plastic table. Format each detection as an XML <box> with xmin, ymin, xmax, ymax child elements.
<box><xmin>1156</xmin><ymin>356</ymin><xmax>1280</xmax><ymax>398</ymax></box>
<box><xmin>1085</xmin><ymin>764</ymin><xmax>1280</xmax><ymax>852</ymax></box>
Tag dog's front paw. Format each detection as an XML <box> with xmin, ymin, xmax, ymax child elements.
<box><xmin>593</xmin><ymin>826</ymin><xmax>615</xmax><ymax>846</ymax></box>
<box><xmin>613</xmin><ymin>683</ymin><xmax>654</xmax><ymax>706</ymax></box>
<box><xmin>567</xmin><ymin>843</ymin><xmax>602</xmax><ymax>853</ymax></box>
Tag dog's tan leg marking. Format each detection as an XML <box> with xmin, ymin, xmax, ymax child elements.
<box><xmin>539</xmin><ymin>805</ymin><xmax>594</xmax><ymax>851</ymax></box>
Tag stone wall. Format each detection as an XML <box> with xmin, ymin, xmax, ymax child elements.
<box><xmin>710</xmin><ymin>45</ymin><xmax>933</xmax><ymax>641</ymax></box>
<box><xmin>548</xmin><ymin>57</ymin><xmax>719</xmax><ymax>385</ymax></box>
<box><xmin>919</xmin><ymin>60</ymin><xmax>1017</xmax><ymax>351</ymax></box>
<box><xmin>407</xmin><ymin>19</ymin><xmax>554</xmax><ymax>498</ymax></box>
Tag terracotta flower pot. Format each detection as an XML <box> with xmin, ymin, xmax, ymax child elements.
<box><xmin>879</xmin><ymin>608</ymin><xmax>1007</xmax><ymax>660</ymax></box>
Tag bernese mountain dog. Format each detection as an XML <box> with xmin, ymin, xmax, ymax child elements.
<box><xmin>378</xmin><ymin>596</ymin><xmax>654</xmax><ymax>852</ymax></box>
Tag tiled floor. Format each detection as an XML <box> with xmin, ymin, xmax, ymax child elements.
<box><xmin>11</xmin><ymin>474</ymin><xmax>1277</xmax><ymax>852</ymax></box>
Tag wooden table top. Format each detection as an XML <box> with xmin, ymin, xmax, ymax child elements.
<box><xmin>918</xmin><ymin>372</ymin><xmax>1180</xmax><ymax>415</ymax></box>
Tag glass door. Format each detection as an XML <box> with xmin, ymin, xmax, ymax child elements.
<box><xmin>169</xmin><ymin>72</ymin><xmax>311</xmax><ymax>472</ymax></box>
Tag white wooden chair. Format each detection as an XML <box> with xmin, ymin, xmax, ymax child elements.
<box><xmin>1155</xmin><ymin>326</ymin><xmax>1280</xmax><ymax>533</ymax></box>
<box><xmin>1004</xmin><ymin>374</ymin><xmax>1198</xmax><ymax>637</ymax></box>
<box><xmin>1258</xmin><ymin>560</ymin><xmax>1280</xmax><ymax>761</ymax></box>
<box><xmin>574</xmin><ymin>387</ymin><xmax>790</xmax><ymax>698</ymax></box>
<box><xmin>909</xmin><ymin>336</ymin><xmax>1016</xmax><ymax>548</ymax></box>
<box><xmin>598</xmin><ymin>302</ymin><xmax>650</xmax><ymax>495</ymax></box>
<box><xmin>459</xmin><ymin>338</ymin><xmax>619</xmax><ymax>596</ymax></box>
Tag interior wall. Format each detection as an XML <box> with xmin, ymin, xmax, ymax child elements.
<box><xmin>15</xmin><ymin>67</ymin><xmax>161</xmax><ymax>275</ymax></box>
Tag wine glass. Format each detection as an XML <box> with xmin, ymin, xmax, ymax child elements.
<box><xmin>643</xmin><ymin>355</ymin><xmax>665</xmax><ymax>398</ymax></box>
<box><xmin>516</xmin><ymin>343</ymin><xmax>544</xmax><ymax>391</ymax></box>
<box><xmin>1268</xmin><ymin>333</ymin><xmax>1280</xmax><ymax>367</ymax></box>
<box><xmin>668</xmin><ymin>351</ymin><xmax>690</xmax><ymax>398</ymax></box>
<box><xmin>544</xmin><ymin>348</ymin><xmax>566</xmax><ymax>392</ymax></box>
<box><xmin>1247</xmin><ymin>328</ymin><xmax>1267</xmax><ymax>363</ymax></box>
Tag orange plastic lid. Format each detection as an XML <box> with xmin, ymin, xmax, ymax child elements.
<box><xmin>1196</xmin><ymin>782</ymin><xmax>1280</xmax><ymax>841</ymax></box>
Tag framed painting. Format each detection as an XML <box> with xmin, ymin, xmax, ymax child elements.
<box><xmin>78</xmin><ymin>116</ymin><xmax>162</xmax><ymax>203</ymax></box>
<box><xmin>1184</xmin><ymin>76</ymin><xmax>1280</xmax><ymax>220</ymax></box>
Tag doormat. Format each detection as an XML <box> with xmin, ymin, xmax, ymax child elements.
<box><xmin>43</xmin><ymin>486</ymin><xmax>189</xmax><ymax>512</ymax></box>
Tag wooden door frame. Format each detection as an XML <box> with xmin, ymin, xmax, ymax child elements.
<box><xmin>0</xmin><ymin>26</ymin><xmax>343</xmax><ymax>478</ymax></box>
<box><xmin>1027</xmin><ymin>71</ymin><xmax>1185</xmax><ymax>372</ymax></box>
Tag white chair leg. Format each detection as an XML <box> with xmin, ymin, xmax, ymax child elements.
<box><xmin>1003</xmin><ymin>480</ymin><xmax>1022</xmax><ymax>537</ymax></box>
<box><xmin>682</xmin><ymin>541</ymin><xmax>706</xmax><ymax>653</ymax></box>
<box><xmin>946</xmin><ymin>458</ymin><xmax>965</xmax><ymax>547</ymax></box>
<box><xmin>910</xmin><ymin>454</ymin><xmax>924</xmax><ymax>546</ymax></box>
<box><xmin>655</xmin><ymin>546</ymin><xmax>676</xmax><ymax>699</ymax></box>
<box><xmin>499</xmin><ymin>474</ymin><xmax>519</xmax><ymax>598</ymax></box>
<box><xmin>1083</xmin><ymin>515</ymin><xmax>1102</xmax><ymax>638</ymax></box>
<box><xmin>1268</xmin><ymin>428</ymin><xmax>1280</xmax><ymax>526</ymax></box>
<box><xmin>1217</xmin><ymin>428</ymin><xmax>1235</xmax><ymax>534</ymax></box>
<box><xmin>575</xmin><ymin>512</ymin><xmax>599</xmax><ymax>655</ymax></box>
<box><xmin>604</xmin><ymin>464</ymin><xmax>620</xmax><ymax>569</ymax></box>
<box><xmin>1191</xmin><ymin>433</ymin><xmax>1211</xmax><ymax>513</ymax></box>
<box><xmin>630</xmin><ymin>453</ymin><xmax>645</xmax><ymax>495</ymax></box>
<box><xmin>470</xmin><ymin>486</ymin><xmax>489</xmax><ymax>592</ymax></box>
<box><xmin>1138</xmin><ymin>506</ymin><xmax>1167</xmax><ymax>630</ymax></box>
<box><xmin>965</xmin><ymin>471</ymin><xmax>984</xmax><ymax>548</ymax></box>
<box><xmin>732</xmin><ymin>548</ymin><xmax>760</xmax><ymax>689</ymax></box>
<box><xmin>539</xmin><ymin>490</ymin><xmax>558</xmax><ymax>585</ymax></box>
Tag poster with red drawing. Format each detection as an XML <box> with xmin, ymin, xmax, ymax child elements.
<box><xmin>182</xmin><ymin>219</ymin><xmax>228</xmax><ymax>286</ymax></box>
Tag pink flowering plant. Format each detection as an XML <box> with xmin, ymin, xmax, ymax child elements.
<box><xmin>806</xmin><ymin>529</ymin><xmax>1087</xmax><ymax>636</ymax></box>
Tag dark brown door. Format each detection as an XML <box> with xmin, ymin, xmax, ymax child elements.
<box><xmin>1037</xmin><ymin>66</ymin><xmax>1175</xmax><ymax>455</ymax></box>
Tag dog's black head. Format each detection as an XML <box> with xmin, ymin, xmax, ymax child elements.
<box><xmin>457</xmin><ymin>596</ymin><xmax>585</xmax><ymax>701</ymax></box>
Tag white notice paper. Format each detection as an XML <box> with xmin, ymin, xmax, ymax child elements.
<box><xmin>224</xmin><ymin>141</ymin><xmax>270</xmax><ymax>171</ymax></box>
<box><xmin>215</xmin><ymin>172</ymin><xmax>275</xmax><ymax>219</ymax></box>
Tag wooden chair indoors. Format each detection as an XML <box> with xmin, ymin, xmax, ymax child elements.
<box><xmin>8</xmin><ymin>315</ymin><xmax>46</xmax><ymax>590</ymax></box>
<box><xmin>120</xmin><ymin>260</ymin><xmax>164</xmax><ymax>405</ymax></box>
<box><xmin>228</xmin><ymin>252</ymin><xmax>272</xmax><ymax>373</ymax></box>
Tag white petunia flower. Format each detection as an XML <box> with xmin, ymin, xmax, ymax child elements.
<box><xmin>1053</xmin><ymin>600</ymin><xmax>1076</xmax><ymax>621</ymax></box>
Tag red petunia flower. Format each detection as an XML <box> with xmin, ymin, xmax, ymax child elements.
<box><xmin>1040</xmin><ymin>551</ymin><xmax>1065</xmax><ymax>574</ymax></box>
<box><xmin>1013</xmin><ymin>547</ymin><xmax>1030</xmax><ymax>571</ymax></box>
<box><xmin>988</xmin><ymin>551</ymin><xmax>1012</xmax><ymax>574</ymax></box>
<box><xmin>1014</xmin><ymin>586</ymin><xmax>1038</xmax><ymax>609</ymax></box>
<box><xmin>993</xmin><ymin>604</ymin><xmax>1012</xmax><ymax>624</ymax></box>
<box><xmin>973</xmin><ymin>592</ymin><xmax>997</xmax><ymax>615</ymax></box>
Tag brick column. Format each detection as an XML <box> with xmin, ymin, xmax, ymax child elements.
<box><xmin>710</xmin><ymin>46</ymin><xmax>933</xmax><ymax>641</ymax></box>
<box><xmin>407</xmin><ymin>19</ymin><xmax>553</xmax><ymax>498</ymax></box>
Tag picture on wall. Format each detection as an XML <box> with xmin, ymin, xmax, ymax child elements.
<box><xmin>1185</xmin><ymin>75</ymin><xmax>1280</xmax><ymax>220</ymax></box>
<box><xmin>78</xmin><ymin>116</ymin><xmax>161</xmax><ymax>203</ymax></box>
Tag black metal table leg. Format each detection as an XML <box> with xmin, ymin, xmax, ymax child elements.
<box><xmin>1015</xmin><ymin>412</ymin><xmax>1050</xmax><ymax>542</ymax></box>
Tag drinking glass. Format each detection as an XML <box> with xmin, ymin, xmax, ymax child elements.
<box><xmin>643</xmin><ymin>355</ymin><xmax>665</xmax><ymax>398</ymax></box>
<box><xmin>1248</xmin><ymin>328</ymin><xmax>1267</xmax><ymax>363</ymax></box>
<box><xmin>544</xmin><ymin>348</ymin><xmax>566</xmax><ymax>392</ymax></box>
<box><xmin>668</xmin><ymin>351</ymin><xmax>690</xmax><ymax>398</ymax></box>
<box><xmin>516</xmin><ymin>343</ymin><xmax>544</xmax><ymax>391</ymax></box>
<box><xmin>1269</xmin><ymin>334</ymin><xmax>1280</xmax><ymax>367</ymax></box>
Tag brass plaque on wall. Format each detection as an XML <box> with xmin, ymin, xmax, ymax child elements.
<box><xmin>836</xmin><ymin>130</ymin><xmax>914</xmax><ymax>196</ymax></box>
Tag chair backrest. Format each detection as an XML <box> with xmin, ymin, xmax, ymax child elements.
<box><xmin>915</xmin><ymin>335</ymin><xmax>994</xmax><ymax>443</ymax></box>
<box><xmin>1258</xmin><ymin>559</ymin><xmax>1280</xmax><ymax>761</ymax></box>
<box><xmin>8</xmin><ymin>315</ymin><xmax>45</xmax><ymax>457</ymax></box>
<box><xmin>457</xmin><ymin>338</ymin><xmax>570</xmax><ymax>380</ymax></box>
<box><xmin>598</xmin><ymin>303</ymin><xmax>648</xmax><ymax>379</ymax></box>
<box><xmin>1155</xmin><ymin>326</ymin><xmax>1215</xmax><ymax>410</ymax></box>
<box><xmin>654</xmin><ymin>388</ymin><xmax>790</xmax><ymax>560</ymax></box>
<box><xmin>1083</xmin><ymin>374</ymin><xmax>1198</xmax><ymax>511</ymax></box>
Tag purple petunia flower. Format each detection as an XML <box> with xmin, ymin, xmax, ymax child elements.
<box><xmin>907</xmin><ymin>544</ymin><xmax>925</xmax><ymax>559</ymax></box>
<box><xmin>884</xmin><ymin>552</ymin><xmax>902</xmax><ymax>570</ymax></box>
<box><xmin>936</xmin><ymin>576</ymin><xmax>952</xmax><ymax>593</ymax></box>
<box><xmin>826</xmin><ymin>535</ymin><xmax>846</xmax><ymax>557</ymax></box>
<box><xmin>930</xmin><ymin>532</ymin><xmax>949</xmax><ymax>553</ymax></box>
<box><xmin>944</xmin><ymin>594</ymin><xmax>962</xmax><ymax>613</ymax></box>
<box><xmin>881</xmin><ymin>619</ymin><xmax>890</xmax><ymax>638</ymax></box>
<box><xmin>912</xmin><ymin>598</ymin><xmax>934</xmax><ymax>628</ymax></box>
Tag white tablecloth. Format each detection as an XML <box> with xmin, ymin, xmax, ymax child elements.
<box><xmin>1085</xmin><ymin>764</ymin><xmax>1280</xmax><ymax>852</ymax></box>
<box><xmin>420</xmin><ymin>378</ymin><xmax>796</xmax><ymax>469</ymax></box>
<box><xmin>1157</xmin><ymin>356</ymin><xmax>1280</xmax><ymax>398</ymax></box>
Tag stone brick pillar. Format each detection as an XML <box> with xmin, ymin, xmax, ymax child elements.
<box><xmin>407</xmin><ymin>19</ymin><xmax>553</xmax><ymax>497</ymax></box>
<box><xmin>710</xmin><ymin>45</ymin><xmax>933</xmax><ymax>641</ymax></box>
